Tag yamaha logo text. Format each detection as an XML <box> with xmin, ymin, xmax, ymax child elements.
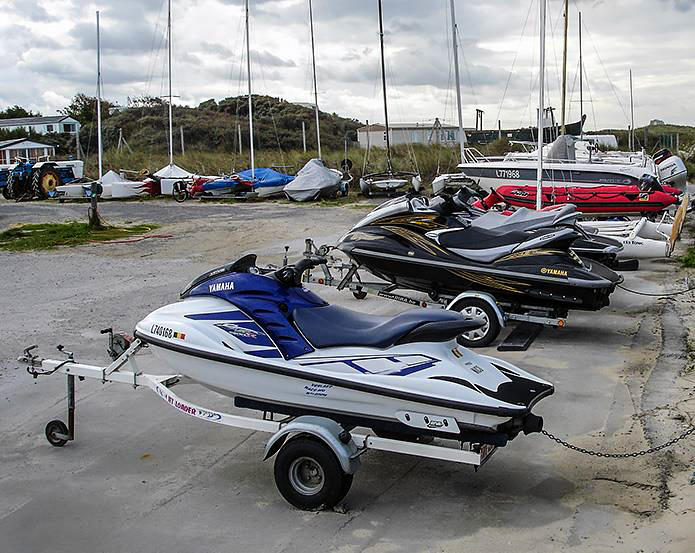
<box><xmin>209</xmin><ymin>281</ymin><xmax>235</xmax><ymax>293</ymax></box>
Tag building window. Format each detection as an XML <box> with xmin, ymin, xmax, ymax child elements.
<box><xmin>46</xmin><ymin>125</ymin><xmax>54</xmax><ymax>132</ymax></box>
<box><xmin>447</xmin><ymin>130</ymin><xmax>456</xmax><ymax>141</ymax></box>
<box><xmin>63</xmin><ymin>123</ymin><xmax>76</xmax><ymax>133</ymax></box>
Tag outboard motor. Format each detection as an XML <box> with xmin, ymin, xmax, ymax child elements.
<box><xmin>638</xmin><ymin>174</ymin><xmax>665</xmax><ymax>193</ymax></box>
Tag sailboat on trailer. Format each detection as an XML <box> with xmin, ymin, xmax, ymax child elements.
<box><xmin>359</xmin><ymin>0</ymin><xmax>421</xmax><ymax>196</ymax></box>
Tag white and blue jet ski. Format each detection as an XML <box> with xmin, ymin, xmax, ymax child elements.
<box><xmin>135</xmin><ymin>255</ymin><xmax>553</xmax><ymax>446</ymax></box>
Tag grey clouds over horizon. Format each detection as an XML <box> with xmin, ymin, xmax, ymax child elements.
<box><xmin>2</xmin><ymin>0</ymin><xmax>694</xmax><ymax>131</ymax></box>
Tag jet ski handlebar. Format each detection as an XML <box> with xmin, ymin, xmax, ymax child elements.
<box><xmin>274</xmin><ymin>256</ymin><xmax>327</xmax><ymax>286</ymax></box>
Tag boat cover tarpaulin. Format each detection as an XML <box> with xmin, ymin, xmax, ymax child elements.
<box><xmin>154</xmin><ymin>163</ymin><xmax>193</xmax><ymax>178</ymax></box>
<box><xmin>283</xmin><ymin>159</ymin><xmax>341</xmax><ymax>201</ymax></box>
<box><xmin>237</xmin><ymin>168</ymin><xmax>294</xmax><ymax>191</ymax></box>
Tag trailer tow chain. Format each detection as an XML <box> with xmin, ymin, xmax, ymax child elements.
<box><xmin>541</xmin><ymin>426</ymin><xmax>695</xmax><ymax>458</ymax></box>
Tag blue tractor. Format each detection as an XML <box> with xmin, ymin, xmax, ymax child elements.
<box><xmin>1</xmin><ymin>160</ymin><xmax>79</xmax><ymax>201</ymax></box>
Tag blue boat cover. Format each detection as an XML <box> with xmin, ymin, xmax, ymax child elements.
<box><xmin>237</xmin><ymin>168</ymin><xmax>294</xmax><ymax>189</ymax></box>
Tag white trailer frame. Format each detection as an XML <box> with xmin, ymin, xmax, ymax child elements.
<box><xmin>19</xmin><ymin>339</ymin><xmax>497</xmax><ymax>508</ymax></box>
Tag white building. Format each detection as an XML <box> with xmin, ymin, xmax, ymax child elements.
<box><xmin>357</xmin><ymin>119</ymin><xmax>467</xmax><ymax>148</ymax></box>
<box><xmin>0</xmin><ymin>138</ymin><xmax>56</xmax><ymax>163</ymax></box>
<box><xmin>0</xmin><ymin>115</ymin><xmax>80</xmax><ymax>135</ymax></box>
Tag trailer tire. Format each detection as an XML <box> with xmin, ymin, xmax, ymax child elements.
<box><xmin>45</xmin><ymin>419</ymin><xmax>69</xmax><ymax>447</ymax></box>
<box><xmin>2</xmin><ymin>183</ymin><xmax>11</xmax><ymax>200</ymax></box>
<box><xmin>449</xmin><ymin>298</ymin><xmax>500</xmax><ymax>348</ymax></box>
<box><xmin>5</xmin><ymin>174</ymin><xmax>16</xmax><ymax>199</ymax></box>
<box><xmin>274</xmin><ymin>437</ymin><xmax>346</xmax><ymax>510</ymax></box>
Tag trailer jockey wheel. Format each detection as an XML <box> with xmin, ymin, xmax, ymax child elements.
<box><xmin>45</xmin><ymin>419</ymin><xmax>69</xmax><ymax>447</ymax></box>
<box><xmin>352</xmin><ymin>286</ymin><xmax>368</xmax><ymax>300</ymax></box>
<box><xmin>450</xmin><ymin>298</ymin><xmax>500</xmax><ymax>348</ymax></box>
<box><xmin>273</xmin><ymin>437</ymin><xmax>349</xmax><ymax>510</ymax></box>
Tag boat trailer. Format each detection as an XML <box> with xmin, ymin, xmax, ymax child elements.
<box><xmin>299</xmin><ymin>239</ymin><xmax>568</xmax><ymax>351</ymax></box>
<box><xmin>19</xmin><ymin>337</ymin><xmax>497</xmax><ymax>510</ymax></box>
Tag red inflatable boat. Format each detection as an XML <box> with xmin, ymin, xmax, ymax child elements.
<box><xmin>491</xmin><ymin>184</ymin><xmax>680</xmax><ymax>215</ymax></box>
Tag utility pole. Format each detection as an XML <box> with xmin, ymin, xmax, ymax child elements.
<box><xmin>536</xmin><ymin>0</ymin><xmax>546</xmax><ymax>211</ymax></box>
<box><xmin>560</xmin><ymin>0</ymin><xmax>568</xmax><ymax>134</ymax></box>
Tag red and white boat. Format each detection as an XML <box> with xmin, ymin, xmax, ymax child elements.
<box><xmin>491</xmin><ymin>184</ymin><xmax>680</xmax><ymax>215</ymax></box>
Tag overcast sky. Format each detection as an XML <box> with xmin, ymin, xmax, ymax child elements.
<box><xmin>2</xmin><ymin>0</ymin><xmax>694</xmax><ymax>131</ymax></box>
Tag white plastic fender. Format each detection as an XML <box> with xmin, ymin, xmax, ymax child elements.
<box><xmin>263</xmin><ymin>415</ymin><xmax>361</xmax><ymax>475</ymax></box>
<box><xmin>445</xmin><ymin>291</ymin><xmax>506</xmax><ymax>328</ymax></box>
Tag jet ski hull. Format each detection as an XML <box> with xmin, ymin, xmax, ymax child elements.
<box><xmin>339</xmin><ymin>224</ymin><xmax>620</xmax><ymax>312</ymax></box>
<box><xmin>135</xmin><ymin>294</ymin><xmax>553</xmax><ymax>444</ymax></box>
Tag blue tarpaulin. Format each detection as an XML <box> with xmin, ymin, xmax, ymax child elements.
<box><xmin>237</xmin><ymin>168</ymin><xmax>294</xmax><ymax>191</ymax></box>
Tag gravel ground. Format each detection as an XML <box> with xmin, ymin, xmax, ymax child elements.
<box><xmin>1</xmin><ymin>198</ymin><xmax>693</xmax><ymax>553</ymax></box>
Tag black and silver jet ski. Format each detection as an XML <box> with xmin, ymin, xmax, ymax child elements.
<box><xmin>337</xmin><ymin>194</ymin><xmax>623</xmax><ymax>313</ymax></box>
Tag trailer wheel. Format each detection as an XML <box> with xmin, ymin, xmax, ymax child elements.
<box><xmin>352</xmin><ymin>286</ymin><xmax>368</xmax><ymax>300</ymax></box>
<box><xmin>1</xmin><ymin>184</ymin><xmax>11</xmax><ymax>200</ymax></box>
<box><xmin>5</xmin><ymin>174</ymin><xmax>16</xmax><ymax>199</ymax></box>
<box><xmin>274</xmin><ymin>437</ymin><xmax>346</xmax><ymax>510</ymax></box>
<box><xmin>172</xmin><ymin>181</ymin><xmax>188</xmax><ymax>203</ymax></box>
<box><xmin>45</xmin><ymin>419</ymin><xmax>69</xmax><ymax>447</ymax></box>
<box><xmin>450</xmin><ymin>298</ymin><xmax>500</xmax><ymax>348</ymax></box>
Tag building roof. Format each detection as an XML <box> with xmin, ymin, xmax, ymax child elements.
<box><xmin>0</xmin><ymin>137</ymin><xmax>54</xmax><ymax>149</ymax></box>
<box><xmin>358</xmin><ymin>121</ymin><xmax>460</xmax><ymax>131</ymax></box>
<box><xmin>0</xmin><ymin>115</ymin><xmax>76</xmax><ymax>127</ymax></box>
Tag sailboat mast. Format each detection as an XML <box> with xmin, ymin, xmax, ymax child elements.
<box><xmin>629</xmin><ymin>69</ymin><xmax>634</xmax><ymax>151</ymax></box>
<box><xmin>245</xmin><ymin>0</ymin><xmax>255</xmax><ymax>177</ymax></box>
<box><xmin>308</xmin><ymin>0</ymin><xmax>321</xmax><ymax>159</ymax></box>
<box><xmin>96</xmin><ymin>10</ymin><xmax>103</xmax><ymax>180</ymax></box>
<box><xmin>536</xmin><ymin>0</ymin><xmax>546</xmax><ymax>211</ymax></box>
<box><xmin>167</xmin><ymin>0</ymin><xmax>173</xmax><ymax>166</ymax></box>
<box><xmin>560</xmin><ymin>0</ymin><xmax>568</xmax><ymax>134</ymax></box>
<box><xmin>450</xmin><ymin>0</ymin><xmax>465</xmax><ymax>164</ymax></box>
<box><xmin>579</xmin><ymin>11</ymin><xmax>583</xmax><ymax>140</ymax></box>
<box><xmin>377</xmin><ymin>0</ymin><xmax>392</xmax><ymax>172</ymax></box>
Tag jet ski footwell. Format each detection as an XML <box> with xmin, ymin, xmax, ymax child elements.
<box><xmin>19</xmin><ymin>339</ymin><xmax>526</xmax><ymax>509</ymax></box>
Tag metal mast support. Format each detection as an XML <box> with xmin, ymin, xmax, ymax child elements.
<box><xmin>536</xmin><ymin>0</ymin><xmax>546</xmax><ymax>211</ymax></box>
<box><xmin>96</xmin><ymin>11</ymin><xmax>103</xmax><ymax>180</ymax></box>
<box><xmin>629</xmin><ymin>69</ymin><xmax>634</xmax><ymax>151</ymax></box>
<box><xmin>308</xmin><ymin>0</ymin><xmax>321</xmax><ymax>159</ymax></box>
<box><xmin>450</xmin><ymin>0</ymin><xmax>465</xmax><ymax>164</ymax></box>
<box><xmin>579</xmin><ymin>11</ymin><xmax>583</xmax><ymax>140</ymax></box>
<box><xmin>560</xmin><ymin>0</ymin><xmax>568</xmax><ymax>134</ymax></box>
<box><xmin>377</xmin><ymin>0</ymin><xmax>392</xmax><ymax>173</ymax></box>
<box><xmin>245</xmin><ymin>0</ymin><xmax>255</xmax><ymax>177</ymax></box>
<box><xmin>167</xmin><ymin>0</ymin><xmax>173</xmax><ymax>166</ymax></box>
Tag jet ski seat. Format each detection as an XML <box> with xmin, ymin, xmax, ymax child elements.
<box><xmin>472</xmin><ymin>205</ymin><xmax>577</xmax><ymax>231</ymax></box>
<box><xmin>293</xmin><ymin>305</ymin><xmax>483</xmax><ymax>349</ymax></box>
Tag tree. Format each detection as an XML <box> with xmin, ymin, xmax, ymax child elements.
<box><xmin>127</xmin><ymin>95</ymin><xmax>164</xmax><ymax>109</ymax></box>
<box><xmin>0</xmin><ymin>105</ymin><xmax>41</xmax><ymax>119</ymax></box>
<box><xmin>60</xmin><ymin>93</ymin><xmax>118</xmax><ymax>125</ymax></box>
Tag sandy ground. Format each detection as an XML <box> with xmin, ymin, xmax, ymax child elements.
<box><xmin>0</xmin><ymin>199</ymin><xmax>694</xmax><ymax>553</ymax></box>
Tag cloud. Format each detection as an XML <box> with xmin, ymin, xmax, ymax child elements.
<box><xmin>0</xmin><ymin>0</ymin><xmax>692</xmax><ymax>130</ymax></box>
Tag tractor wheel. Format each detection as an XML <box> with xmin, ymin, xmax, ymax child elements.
<box><xmin>33</xmin><ymin>168</ymin><xmax>62</xmax><ymax>199</ymax></box>
<box><xmin>2</xmin><ymin>179</ymin><xmax>12</xmax><ymax>200</ymax></box>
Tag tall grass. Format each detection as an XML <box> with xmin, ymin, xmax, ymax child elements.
<box><xmin>87</xmin><ymin>141</ymin><xmax>515</xmax><ymax>192</ymax></box>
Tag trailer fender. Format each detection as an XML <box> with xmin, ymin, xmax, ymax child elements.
<box><xmin>446</xmin><ymin>291</ymin><xmax>505</xmax><ymax>328</ymax></box>
<box><xmin>263</xmin><ymin>415</ymin><xmax>361</xmax><ymax>474</ymax></box>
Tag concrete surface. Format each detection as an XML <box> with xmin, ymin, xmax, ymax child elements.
<box><xmin>1</xmin><ymin>200</ymin><xmax>693</xmax><ymax>553</ymax></box>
